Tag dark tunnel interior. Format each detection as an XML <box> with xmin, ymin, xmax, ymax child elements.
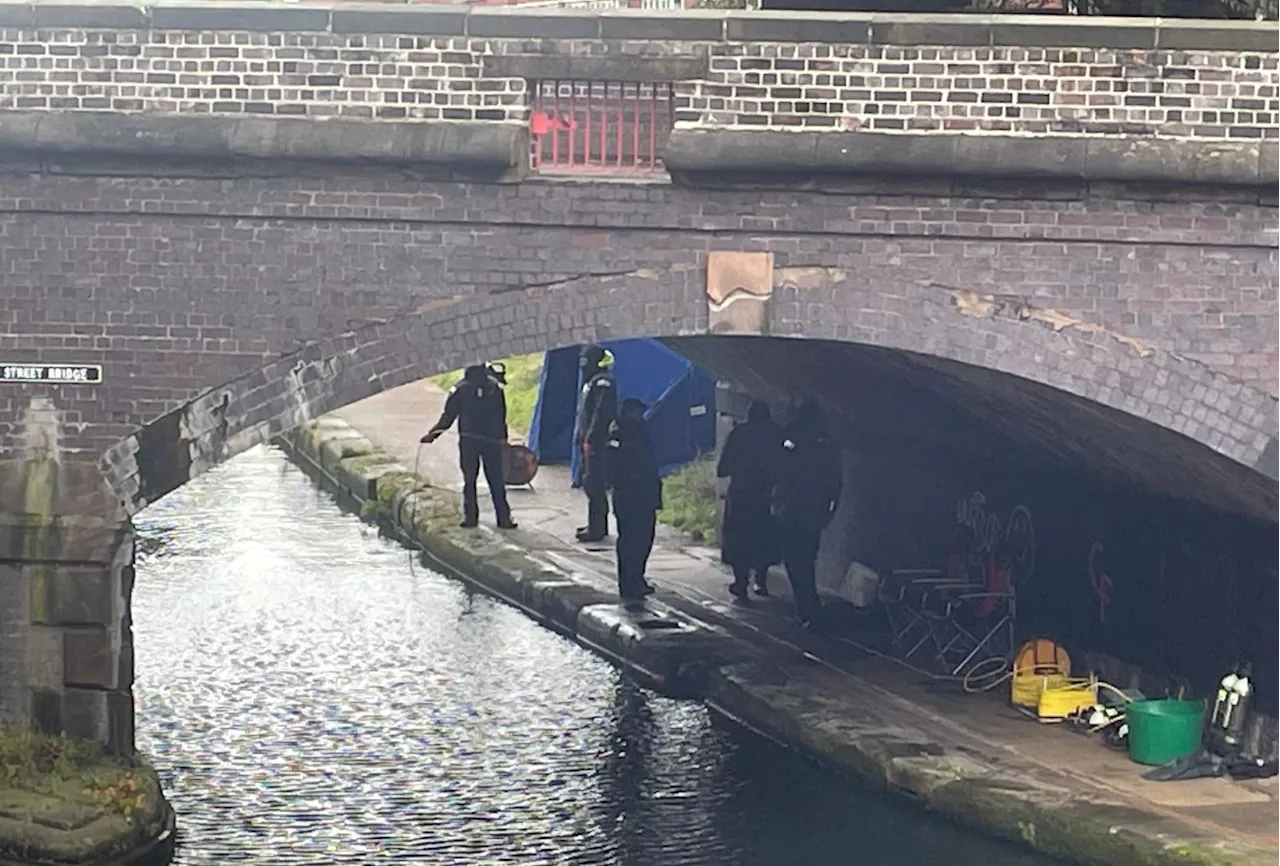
<box><xmin>666</xmin><ymin>335</ymin><xmax>1276</xmax><ymax>524</ymax></box>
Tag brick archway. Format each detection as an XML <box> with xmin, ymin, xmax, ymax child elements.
<box><xmin>100</xmin><ymin>265</ymin><xmax>1277</xmax><ymax>523</ymax></box>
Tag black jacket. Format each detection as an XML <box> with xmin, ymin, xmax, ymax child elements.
<box><xmin>429</xmin><ymin>378</ymin><xmax>508</xmax><ymax>442</ymax></box>
<box><xmin>717</xmin><ymin>417</ymin><xmax>782</xmax><ymax>500</ymax></box>
<box><xmin>772</xmin><ymin>423</ymin><xmax>842</xmax><ymax>531</ymax></box>
<box><xmin>605</xmin><ymin>417</ymin><xmax>663</xmax><ymax>514</ymax></box>
<box><xmin>576</xmin><ymin>370</ymin><xmax>617</xmax><ymax>448</ymax></box>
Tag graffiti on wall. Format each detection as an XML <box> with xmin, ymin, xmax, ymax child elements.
<box><xmin>954</xmin><ymin>491</ymin><xmax>1037</xmax><ymax>586</ymax></box>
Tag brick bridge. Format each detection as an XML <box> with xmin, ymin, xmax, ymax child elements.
<box><xmin>0</xmin><ymin>2</ymin><xmax>1276</xmax><ymax>750</ymax></box>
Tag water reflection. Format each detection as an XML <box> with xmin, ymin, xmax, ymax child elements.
<box><xmin>132</xmin><ymin>445</ymin><xmax>1050</xmax><ymax>866</ymax></box>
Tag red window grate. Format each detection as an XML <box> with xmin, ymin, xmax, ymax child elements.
<box><xmin>529</xmin><ymin>80</ymin><xmax>674</xmax><ymax>175</ymax></box>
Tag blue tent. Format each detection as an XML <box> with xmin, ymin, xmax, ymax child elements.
<box><xmin>528</xmin><ymin>338</ymin><xmax>717</xmax><ymax>483</ymax></box>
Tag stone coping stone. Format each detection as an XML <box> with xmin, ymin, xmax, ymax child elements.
<box><xmin>0</xmin><ymin>112</ymin><xmax>529</xmax><ymax>174</ymax></box>
<box><xmin>705</xmin><ymin>662</ymin><xmax>1278</xmax><ymax>866</ymax></box>
<box><xmin>664</xmin><ymin>129</ymin><xmax>1280</xmax><ymax>189</ymax></box>
<box><xmin>280</xmin><ymin>416</ymin><xmax>1280</xmax><ymax>866</ymax></box>
<box><xmin>0</xmin><ymin>0</ymin><xmax>1273</xmax><ymax>53</ymax></box>
<box><xmin>3</xmin><ymin>110</ymin><xmax>1270</xmax><ymax>190</ymax></box>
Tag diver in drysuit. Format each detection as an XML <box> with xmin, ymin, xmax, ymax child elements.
<box><xmin>575</xmin><ymin>344</ymin><xmax>617</xmax><ymax>543</ymax></box>
<box><xmin>421</xmin><ymin>363</ymin><xmax>517</xmax><ymax>530</ymax></box>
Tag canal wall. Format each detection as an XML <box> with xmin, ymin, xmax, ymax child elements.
<box><xmin>278</xmin><ymin>416</ymin><xmax>1276</xmax><ymax>866</ymax></box>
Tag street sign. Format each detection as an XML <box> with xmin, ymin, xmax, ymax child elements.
<box><xmin>1</xmin><ymin>364</ymin><xmax>103</xmax><ymax>384</ymax></box>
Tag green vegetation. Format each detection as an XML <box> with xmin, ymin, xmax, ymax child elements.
<box><xmin>432</xmin><ymin>352</ymin><xmax>544</xmax><ymax>439</ymax></box>
<box><xmin>657</xmin><ymin>455</ymin><xmax>719</xmax><ymax>544</ymax></box>
<box><xmin>0</xmin><ymin>725</ymin><xmax>158</xmax><ymax>823</ymax></box>
<box><xmin>360</xmin><ymin>498</ymin><xmax>391</xmax><ymax>521</ymax></box>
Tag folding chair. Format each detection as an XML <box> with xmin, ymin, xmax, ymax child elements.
<box><xmin>879</xmin><ymin>554</ymin><xmax>986</xmax><ymax>667</ymax></box>
<box><xmin>918</xmin><ymin>556</ymin><xmax>1016</xmax><ymax>676</ymax></box>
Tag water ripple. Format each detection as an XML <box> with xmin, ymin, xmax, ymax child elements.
<box><xmin>133</xmin><ymin>445</ymin><xmax>1049</xmax><ymax>866</ymax></box>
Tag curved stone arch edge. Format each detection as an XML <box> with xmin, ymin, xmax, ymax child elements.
<box><xmin>98</xmin><ymin>276</ymin><xmax>1276</xmax><ymax>520</ymax></box>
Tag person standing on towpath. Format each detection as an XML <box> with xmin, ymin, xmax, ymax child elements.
<box><xmin>717</xmin><ymin>400</ymin><xmax>783</xmax><ymax>602</ymax></box>
<box><xmin>575</xmin><ymin>344</ymin><xmax>618</xmax><ymax>543</ymax></box>
<box><xmin>421</xmin><ymin>363</ymin><xmax>518</xmax><ymax>530</ymax></box>
<box><xmin>772</xmin><ymin>399</ymin><xmax>842</xmax><ymax>629</ymax></box>
<box><xmin>605</xmin><ymin>398</ymin><xmax>661</xmax><ymax>603</ymax></box>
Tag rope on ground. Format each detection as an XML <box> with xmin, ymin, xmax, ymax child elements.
<box><xmin>828</xmin><ymin>632</ymin><xmax>1131</xmax><ymax>731</ymax></box>
<box><xmin>394</xmin><ymin>442</ymin><xmax>456</xmax><ymax>581</ymax></box>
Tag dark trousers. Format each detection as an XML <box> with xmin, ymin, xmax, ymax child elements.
<box><xmin>582</xmin><ymin>453</ymin><xmax>610</xmax><ymax>538</ymax></box>
<box><xmin>731</xmin><ymin>565</ymin><xmax>769</xmax><ymax>591</ymax></box>
<box><xmin>615</xmin><ymin>507</ymin><xmax>656</xmax><ymax>598</ymax></box>
<box><xmin>460</xmin><ymin>438</ymin><xmax>511</xmax><ymax>525</ymax></box>
<box><xmin>780</xmin><ymin>525</ymin><xmax>822</xmax><ymax>622</ymax></box>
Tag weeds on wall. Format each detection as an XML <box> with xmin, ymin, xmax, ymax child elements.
<box><xmin>0</xmin><ymin>725</ymin><xmax>156</xmax><ymax>821</ymax></box>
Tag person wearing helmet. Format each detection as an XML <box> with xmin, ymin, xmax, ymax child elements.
<box><xmin>421</xmin><ymin>363</ymin><xmax>517</xmax><ymax>531</ymax></box>
<box><xmin>771</xmin><ymin>399</ymin><xmax>841</xmax><ymax>629</ymax></box>
<box><xmin>574</xmin><ymin>344</ymin><xmax>617</xmax><ymax>543</ymax></box>
<box><xmin>605</xmin><ymin>398</ymin><xmax>660</xmax><ymax>602</ymax></box>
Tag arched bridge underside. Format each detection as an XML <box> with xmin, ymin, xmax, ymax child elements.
<box><xmin>104</xmin><ymin>266</ymin><xmax>1276</xmax><ymax>524</ymax></box>
<box><xmin>2</xmin><ymin>172</ymin><xmax>1278</xmax><ymax>755</ymax></box>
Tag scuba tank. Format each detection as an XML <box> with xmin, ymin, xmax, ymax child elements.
<box><xmin>1211</xmin><ymin>668</ymin><xmax>1239</xmax><ymax>731</ymax></box>
<box><xmin>1210</xmin><ymin>663</ymin><xmax>1253</xmax><ymax>749</ymax></box>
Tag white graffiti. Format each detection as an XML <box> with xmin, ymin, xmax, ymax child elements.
<box><xmin>955</xmin><ymin>491</ymin><xmax>1037</xmax><ymax>584</ymax></box>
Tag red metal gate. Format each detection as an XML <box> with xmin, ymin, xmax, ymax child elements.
<box><xmin>529</xmin><ymin>80</ymin><xmax>674</xmax><ymax>174</ymax></box>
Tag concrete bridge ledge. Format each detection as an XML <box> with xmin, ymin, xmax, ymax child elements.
<box><xmin>0</xmin><ymin>0</ymin><xmax>1275</xmax><ymax>53</ymax></box>
<box><xmin>664</xmin><ymin>129</ymin><xmax>1279</xmax><ymax>189</ymax></box>
<box><xmin>0</xmin><ymin>111</ymin><xmax>529</xmax><ymax>177</ymax></box>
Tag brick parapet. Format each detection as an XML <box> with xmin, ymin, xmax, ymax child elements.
<box><xmin>0</xmin><ymin>2</ymin><xmax>1275</xmax><ymax>139</ymax></box>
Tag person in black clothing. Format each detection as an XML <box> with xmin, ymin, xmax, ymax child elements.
<box><xmin>717</xmin><ymin>400</ymin><xmax>783</xmax><ymax>601</ymax></box>
<box><xmin>421</xmin><ymin>363</ymin><xmax>517</xmax><ymax>530</ymax></box>
<box><xmin>772</xmin><ymin>399</ymin><xmax>842</xmax><ymax>628</ymax></box>
<box><xmin>575</xmin><ymin>344</ymin><xmax>617</xmax><ymax>543</ymax></box>
<box><xmin>605</xmin><ymin>398</ymin><xmax>661</xmax><ymax>602</ymax></box>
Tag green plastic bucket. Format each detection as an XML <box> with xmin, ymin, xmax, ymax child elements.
<box><xmin>1126</xmin><ymin>699</ymin><xmax>1206</xmax><ymax>766</ymax></box>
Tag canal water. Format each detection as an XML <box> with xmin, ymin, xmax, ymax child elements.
<box><xmin>132</xmin><ymin>445</ymin><xmax>1052</xmax><ymax>866</ymax></box>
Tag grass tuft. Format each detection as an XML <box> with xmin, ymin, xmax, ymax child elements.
<box><xmin>657</xmin><ymin>455</ymin><xmax>719</xmax><ymax>544</ymax></box>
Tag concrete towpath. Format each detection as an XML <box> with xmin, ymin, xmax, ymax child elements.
<box><xmin>328</xmin><ymin>380</ymin><xmax>1279</xmax><ymax>866</ymax></box>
